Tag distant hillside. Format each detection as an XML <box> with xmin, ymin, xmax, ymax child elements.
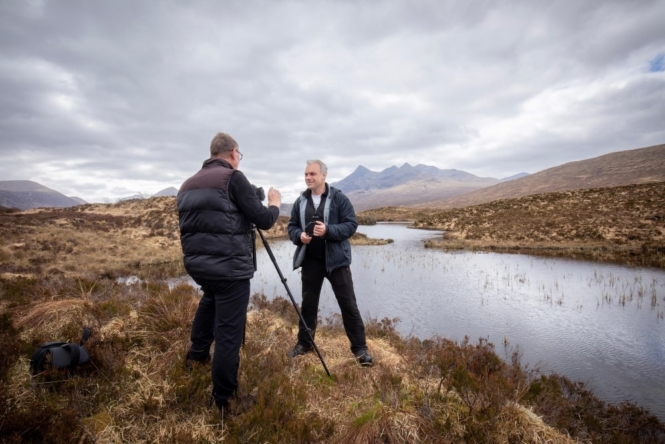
<box><xmin>0</xmin><ymin>180</ymin><xmax>81</xmax><ymax>210</ymax></box>
<box><xmin>118</xmin><ymin>194</ymin><xmax>144</xmax><ymax>202</ymax></box>
<box><xmin>332</xmin><ymin>163</ymin><xmax>505</xmax><ymax>211</ymax></box>
<box><xmin>421</xmin><ymin>143</ymin><xmax>665</xmax><ymax>209</ymax></box>
<box><xmin>500</xmin><ymin>172</ymin><xmax>530</xmax><ymax>181</ymax></box>
<box><xmin>153</xmin><ymin>187</ymin><xmax>178</xmax><ymax>197</ymax></box>
<box><xmin>69</xmin><ymin>196</ymin><xmax>88</xmax><ymax>205</ymax></box>
<box><xmin>117</xmin><ymin>187</ymin><xmax>178</xmax><ymax>201</ymax></box>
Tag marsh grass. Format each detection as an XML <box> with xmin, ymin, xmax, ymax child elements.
<box><xmin>1</xmin><ymin>275</ymin><xmax>663</xmax><ymax>443</ymax></box>
<box><xmin>0</xmin><ymin>198</ymin><xmax>291</xmax><ymax>282</ymax></box>
<box><xmin>0</xmin><ymin>197</ymin><xmax>393</xmax><ymax>282</ymax></box>
<box><xmin>0</xmin><ymin>202</ymin><xmax>180</xmax><ymax>279</ymax></box>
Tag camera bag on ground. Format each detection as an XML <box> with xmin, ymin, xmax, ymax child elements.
<box><xmin>30</xmin><ymin>327</ymin><xmax>92</xmax><ymax>375</ymax></box>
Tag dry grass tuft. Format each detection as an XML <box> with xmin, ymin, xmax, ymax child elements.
<box><xmin>16</xmin><ymin>299</ymin><xmax>90</xmax><ymax>341</ymax></box>
<box><xmin>139</xmin><ymin>286</ymin><xmax>198</xmax><ymax>334</ymax></box>
<box><xmin>331</xmin><ymin>408</ymin><xmax>427</xmax><ymax>443</ymax></box>
<box><xmin>495</xmin><ymin>402</ymin><xmax>580</xmax><ymax>444</ymax></box>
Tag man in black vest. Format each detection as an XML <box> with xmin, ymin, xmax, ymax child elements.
<box><xmin>177</xmin><ymin>132</ymin><xmax>281</xmax><ymax>412</ymax></box>
<box><xmin>286</xmin><ymin>159</ymin><xmax>373</xmax><ymax>366</ymax></box>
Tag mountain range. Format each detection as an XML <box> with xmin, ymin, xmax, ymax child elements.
<box><xmin>0</xmin><ymin>182</ymin><xmax>179</xmax><ymax>210</ymax></box>
<box><xmin>327</xmin><ymin>143</ymin><xmax>664</xmax><ymax>211</ymax></box>
<box><xmin>331</xmin><ymin>164</ymin><xmax>528</xmax><ymax>211</ymax></box>
<box><xmin>420</xmin><ymin>143</ymin><xmax>665</xmax><ymax>209</ymax></box>
<box><xmin>117</xmin><ymin>187</ymin><xmax>178</xmax><ymax>202</ymax></box>
<box><xmin>2</xmin><ymin>143</ymin><xmax>663</xmax><ymax>212</ymax></box>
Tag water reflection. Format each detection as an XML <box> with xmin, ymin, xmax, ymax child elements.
<box><xmin>251</xmin><ymin>223</ymin><xmax>665</xmax><ymax>421</ymax></box>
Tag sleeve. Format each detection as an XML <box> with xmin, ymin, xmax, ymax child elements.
<box><xmin>325</xmin><ymin>192</ymin><xmax>358</xmax><ymax>241</ymax></box>
<box><xmin>228</xmin><ymin>171</ymin><xmax>279</xmax><ymax>230</ymax></box>
<box><xmin>287</xmin><ymin>197</ymin><xmax>303</xmax><ymax>245</ymax></box>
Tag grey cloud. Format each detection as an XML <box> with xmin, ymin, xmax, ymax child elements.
<box><xmin>1</xmin><ymin>0</ymin><xmax>664</xmax><ymax>202</ymax></box>
<box><xmin>459</xmin><ymin>73</ymin><xmax>665</xmax><ymax>177</ymax></box>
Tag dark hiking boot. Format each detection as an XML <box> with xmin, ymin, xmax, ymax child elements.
<box><xmin>287</xmin><ymin>343</ymin><xmax>313</xmax><ymax>358</ymax></box>
<box><xmin>231</xmin><ymin>387</ymin><xmax>258</xmax><ymax>415</ymax></box>
<box><xmin>218</xmin><ymin>388</ymin><xmax>259</xmax><ymax>419</ymax></box>
<box><xmin>354</xmin><ymin>348</ymin><xmax>373</xmax><ymax>367</ymax></box>
<box><xmin>185</xmin><ymin>350</ymin><xmax>211</xmax><ymax>372</ymax></box>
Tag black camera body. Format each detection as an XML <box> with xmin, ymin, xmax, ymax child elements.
<box><xmin>252</xmin><ymin>185</ymin><xmax>265</xmax><ymax>201</ymax></box>
<box><xmin>305</xmin><ymin>214</ymin><xmax>321</xmax><ymax>236</ymax></box>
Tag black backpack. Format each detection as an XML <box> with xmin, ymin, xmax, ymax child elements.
<box><xmin>30</xmin><ymin>327</ymin><xmax>92</xmax><ymax>375</ymax></box>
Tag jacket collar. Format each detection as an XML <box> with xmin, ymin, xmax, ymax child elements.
<box><xmin>304</xmin><ymin>183</ymin><xmax>329</xmax><ymax>199</ymax></box>
<box><xmin>202</xmin><ymin>157</ymin><xmax>233</xmax><ymax>170</ymax></box>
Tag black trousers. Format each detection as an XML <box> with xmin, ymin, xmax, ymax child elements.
<box><xmin>297</xmin><ymin>257</ymin><xmax>367</xmax><ymax>353</ymax></box>
<box><xmin>189</xmin><ymin>278</ymin><xmax>250</xmax><ymax>408</ymax></box>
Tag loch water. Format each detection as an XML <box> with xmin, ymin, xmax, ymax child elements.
<box><xmin>247</xmin><ymin>222</ymin><xmax>665</xmax><ymax>421</ymax></box>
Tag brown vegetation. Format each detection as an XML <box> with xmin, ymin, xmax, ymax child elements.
<box><xmin>0</xmin><ymin>197</ymin><xmax>386</xmax><ymax>281</ymax></box>
<box><xmin>1</xmin><ymin>276</ymin><xmax>663</xmax><ymax>442</ymax></box>
<box><xmin>1</xmin><ymin>196</ymin><xmax>664</xmax><ymax>442</ymax></box>
<box><xmin>0</xmin><ymin>197</ymin><xmax>182</xmax><ymax>280</ymax></box>
<box><xmin>0</xmin><ymin>197</ymin><xmax>290</xmax><ymax>281</ymax></box>
<box><xmin>360</xmin><ymin>182</ymin><xmax>665</xmax><ymax>268</ymax></box>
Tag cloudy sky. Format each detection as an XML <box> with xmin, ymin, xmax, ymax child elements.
<box><xmin>1</xmin><ymin>0</ymin><xmax>664</xmax><ymax>203</ymax></box>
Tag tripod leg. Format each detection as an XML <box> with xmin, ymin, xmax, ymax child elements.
<box><xmin>255</xmin><ymin>229</ymin><xmax>331</xmax><ymax>377</ymax></box>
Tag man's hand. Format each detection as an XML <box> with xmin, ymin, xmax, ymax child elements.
<box><xmin>300</xmin><ymin>232</ymin><xmax>312</xmax><ymax>244</ymax></box>
<box><xmin>312</xmin><ymin>221</ymin><xmax>327</xmax><ymax>237</ymax></box>
<box><xmin>267</xmin><ymin>187</ymin><xmax>281</xmax><ymax>208</ymax></box>
<box><xmin>301</xmin><ymin>221</ymin><xmax>326</xmax><ymax>243</ymax></box>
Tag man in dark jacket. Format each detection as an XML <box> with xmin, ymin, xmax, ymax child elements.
<box><xmin>177</xmin><ymin>132</ymin><xmax>281</xmax><ymax>411</ymax></box>
<box><xmin>286</xmin><ymin>159</ymin><xmax>373</xmax><ymax>366</ymax></box>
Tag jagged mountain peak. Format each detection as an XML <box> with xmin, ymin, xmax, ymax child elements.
<box><xmin>332</xmin><ymin>163</ymin><xmax>496</xmax><ymax>195</ymax></box>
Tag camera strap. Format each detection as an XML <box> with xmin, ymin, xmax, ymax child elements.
<box><xmin>313</xmin><ymin>195</ymin><xmax>326</xmax><ymax>220</ymax></box>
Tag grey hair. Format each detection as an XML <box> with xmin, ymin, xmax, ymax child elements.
<box><xmin>210</xmin><ymin>132</ymin><xmax>238</xmax><ymax>157</ymax></box>
<box><xmin>306</xmin><ymin>159</ymin><xmax>328</xmax><ymax>175</ymax></box>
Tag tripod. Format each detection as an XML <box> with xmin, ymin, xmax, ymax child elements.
<box><xmin>255</xmin><ymin>228</ymin><xmax>331</xmax><ymax>377</ymax></box>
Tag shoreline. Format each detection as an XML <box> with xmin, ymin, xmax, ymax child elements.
<box><xmin>358</xmin><ymin>182</ymin><xmax>665</xmax><ymax>270</ymax></box>
<box><xmin>358</xmin><ymin>220</ymin><xmax>665</xmax><ymax>269</ymax></box>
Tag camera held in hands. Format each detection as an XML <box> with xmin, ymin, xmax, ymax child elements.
<box><xmin>251</xmin><ymin>185</ymin><xmax>265</xmax><ymax>201</ymax></box>
<box><xmin>305</xmin><ymin>214</ymin><xmax>321</xmax><ymax>236</ymax></box>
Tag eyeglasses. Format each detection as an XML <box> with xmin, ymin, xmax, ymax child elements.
<box><xmin>236</xmin><ymin>148</ymin><xmax>243</xmax><ymax>160</ymax></box>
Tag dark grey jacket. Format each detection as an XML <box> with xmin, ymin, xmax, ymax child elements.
<box><xmin>288</xmin><ymin>185</ymin><xmax>358</xmax><ymax>273</ymax></box>
<box><xmin>178</xmin><ymin>158</ymin><xmax>278</xmax><ymax>281</ymax></box>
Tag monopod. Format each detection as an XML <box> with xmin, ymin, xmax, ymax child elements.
<box><xmin>256</xmin><ymin>228</ymin><xmax>331</xmax><ymax>378</ymax></box>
